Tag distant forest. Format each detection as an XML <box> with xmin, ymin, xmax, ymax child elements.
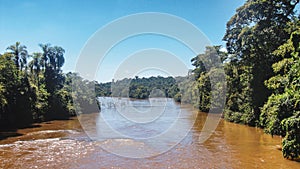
<box><xmin>95</xmin><ymin>76</ymin><xmax>181</xmax><ymax>101</ymax></box>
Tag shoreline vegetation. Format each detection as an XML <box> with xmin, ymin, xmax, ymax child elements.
<box><xmin>0</xmin><ymin>43</ymin><xmax>98</xmax><ymax>130</ymax></box>
<box><xmin>1</xmin><ymin>0</ymin><xmax>300</xmax><ymax>160</ymax></box>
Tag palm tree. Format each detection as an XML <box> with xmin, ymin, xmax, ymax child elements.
<box><xmin>38</xmin><ymin>44</ymin><xmax>65</xmax><ymax>71</ymax></box>
<box><xmin>28</xmin><ymin>52</ymin><xmax>42</xmax><ymax>86</ymax></box>
<box><xmin>53</xmin><ymin>46</ymin><xmax>65</xmax><ymax>71</ymax></box>
<box><xmin>6</xmin><ymin>42</ymin><xmax>28</xmax><ymax>70</ymax></box>
<box><xmin>39</xmin><ymin>43</ymin><xmax>51</xmax><ymax>69</ymax></box>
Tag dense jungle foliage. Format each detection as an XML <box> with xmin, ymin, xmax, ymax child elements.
<box><xmin>0</xmin><ymin>43</ymin><xmax>97</xmax><ymax>128</ymax></box>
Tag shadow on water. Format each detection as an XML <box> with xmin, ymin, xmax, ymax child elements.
<box><xmin>0</xmin><ymin>117</ymin><xmax>81</xmax><ymax>141</ymax></box>
<box><xmin>0</xmin><ymin>131</ymin><xmax>23</xmax><ymax>140</ymax></box>
<box><xmin>0</xmin><ymin>124</ymin><xmax>42</xmax><ymax>140</ymax></box>
<box><xmin>18</xmin><ymin>124</ymin><xmax>42</xmax><ymax>129</ymax></box>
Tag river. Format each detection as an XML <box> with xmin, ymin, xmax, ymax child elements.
<box><xmin>0</xmin><ymin>98</ymin><xmax>299</xmax><ymax>168</ymax></box>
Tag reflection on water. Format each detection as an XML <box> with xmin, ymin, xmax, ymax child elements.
<box><xmin>0</xmin><ymin>98</ymin><xmax>299</xmax><ymax>168</ymax></box>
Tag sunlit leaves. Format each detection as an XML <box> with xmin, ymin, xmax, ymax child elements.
<box><xmin>261</xmin><ymin>28</ymin><xmax>300</xmax><ymax>158</ymax></box>
<box><xmin>281</xmin><ymin>113</ymin><xmax>300</xmax><ymax>159</ymax></box>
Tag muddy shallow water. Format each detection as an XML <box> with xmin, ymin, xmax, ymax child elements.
<box><xmin>0</xmin><ymin>98</ymin><xmax>299</xmax><ymax>169</ymax></box>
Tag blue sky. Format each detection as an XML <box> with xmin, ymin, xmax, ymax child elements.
<box><xmin>0</xmin><ymin>0</ymin><xmax>245</xmax><ymax>82</ymax></box>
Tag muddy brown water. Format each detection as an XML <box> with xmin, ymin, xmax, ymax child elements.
<box><xmin>0</xmin><ymin>98</ymin><xmax>299</xmax><ymax>169</ymax></box>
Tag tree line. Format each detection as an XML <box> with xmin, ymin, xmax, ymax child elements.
<box><xmin>0</xmin><ymin>43</ymin><xmax>97</xmax><ymax>128</ymax></box>
<box><xmin>95</xmin><ymin>76</ymin><xmax>180</xmax><ymax>100</ymax></box>
<box><xmin>190</xmin><ymin>0</ymin><xmax>300</xmax><ymax>159</ymax></box>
